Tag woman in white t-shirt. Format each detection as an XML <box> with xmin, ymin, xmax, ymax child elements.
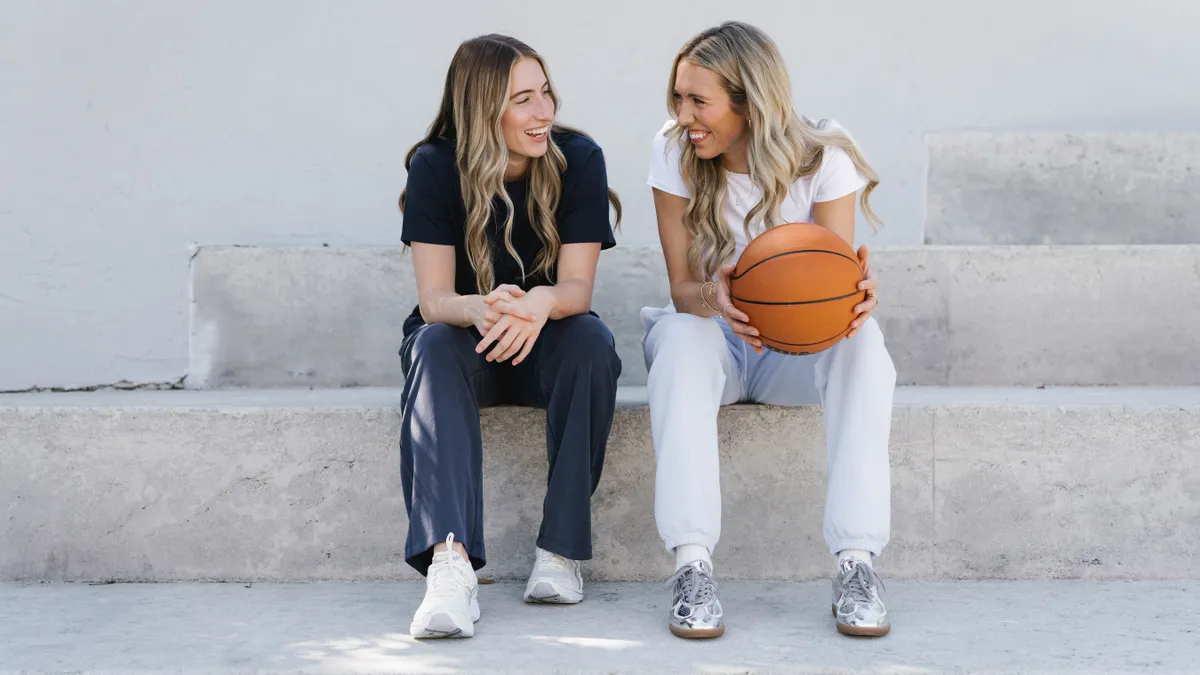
<box><xmin>644</xmin><ymin>22</ymin><xmax>897</xmax><ymax>639</ymax></box>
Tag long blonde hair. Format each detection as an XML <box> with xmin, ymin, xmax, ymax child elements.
<box><xmin>666</xmin><ymin>22</ymin><xmax>881</xmax><ymax>279</ymax></box>
<box><xmin>400</xmin><ymin>34</ymin><xmax>621</xmax><ymax>294</ymax></box>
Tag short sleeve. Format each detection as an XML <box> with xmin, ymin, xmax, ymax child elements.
<box><xmin>400</xmin><ymin>150</ymin><xmax>456</xmax><ymax>246</ymax></box>
<box><xmin>647</xmin><ymin>120</ymin><xmax>691</xmax><ymax>198</ymax></box>
<box><xmin>814</xmin><ymin>144</ymin><xmax>869</xmax><ymax>203</ymax></box>
<box><xmin>559</xmin><ymin>146</ymin><xmax>617</xmax><ymax>249</ymax></box>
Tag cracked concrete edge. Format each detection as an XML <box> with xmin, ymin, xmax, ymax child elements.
<box><xmin>0</xmin><ymin>376</ymin><xmax>187</xmax><ymax>395</ymax></box>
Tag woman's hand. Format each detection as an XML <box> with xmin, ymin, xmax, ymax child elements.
<box><xmin>483</xmin><ymin>284</ymin><xmax>550</xmax><ymax>322</ymax></box>
<box><xmin>469</xmin><ymin>284</ymin><xmax>533</xmax><ymax>335</ymax></box>
<box><xmin>477</xmin><ymin>286</ymin><xmax>554</xmax><ymax>365</ymax></box>
<box><xmin>715</xmin><ymin>264</ymin><xmax>762</xmax><ymax>354</ymax></box>
<box><xmin>475</xmin><ymin>313</ymin><xmax>548</xmax><ymax>365</ymax></box>
<box><xmin>847</xmin><ymin>245</ymin><xmax>879</xmax><ymax>339</ymax></box>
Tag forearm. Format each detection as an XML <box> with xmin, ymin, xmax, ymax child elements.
<box><xmin>418</xmin><ymin>289</ymin><xmax>483</xmax><ymax>328</ymax></box>
<box><xmin>670</xmin><ymin>280</ymin><xmax>720</xmax><ymax>318</ymax></box>
<box><xmin>528</xmin><ymin>280</ymin><xmax>592</xmax><ymax>321</ymax></box>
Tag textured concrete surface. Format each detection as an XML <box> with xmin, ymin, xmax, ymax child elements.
<box><xmin>188</xmin><ymin>246</ymin><xmax>671</xmax><ymax>390</ymax></box>
<box><xmin>190</xmin><ymin>245</ymin><xmax>1200</xmax><ymax>388</ymax></box>
<box><xmin>874</xmin><ymin>245</ymin><xmax>1200</xmax><ymax>386</ymax></box>
<box><xmin>927</xmin><ymin>133</ymin><xmax>1200</xmax><ymax>244</ymax></box>
<box><xmin>1</xmin><ymin>581</ymin><xmax>1198</xmax><ymax>674</ymax></box>
<box><xmin>2</xmin><ymin>387</ymin><xmax>1199</xmax><ymax>582</ymax></box>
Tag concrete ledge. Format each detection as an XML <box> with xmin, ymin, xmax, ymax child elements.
<box><xmin>188</xmin><ymin>246</ymin><xmax>669</xmax><ymax>389</ymax></box>
<box><xmin>927</xmin><ymin>132</ymin><xmax>1200</xmax><ymax>244</ymax></box>
<box><xmin>3</xmin><ymin>387</ymin><xmax>1198</xmax><ymax>582</ymax></box>
<box><xmin>189</xmin><ymin>245</ymin><xmax>1200</xmax><ymax>387</ymax></box>
<box><xmin>876</xmin><ymin>245</ymin><xmax>1200</xmax><ymax>385</ymax></box>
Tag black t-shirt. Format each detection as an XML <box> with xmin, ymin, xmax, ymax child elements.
<box><xmin>400</xmin><ymin>130</ymin><xmax>617</xmax><ymax>329</ymax></box>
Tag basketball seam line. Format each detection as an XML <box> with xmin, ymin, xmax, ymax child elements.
<box><xmin>730</xmin><ymin>249</ymin><xmax>861</xmax><ymax>281</ymax></box>
<box><xmin>758</xmin><ymin>324</ymin><xmax>853</xmax><ymax>348</ymax></box>
<box><xmin>731</xmin><ymin>289</ymin><xmax>862</xmax><ymax>306</ymax></box>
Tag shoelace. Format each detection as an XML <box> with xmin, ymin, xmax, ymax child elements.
<box><xmin>840</xmin><ymin>560</ymin><xmax>885</xmax><ymax>605</ymax></box>
<box><xmin>535</xmin><ymin>548</ymin><xmax>578</xmax><ymax>574</ymax></box>
<box><xmin>426</xmin><ymin>554</ymin><xmax>473</xmax><ymax>599</ymax></box>
<box><xmin>426</xmin><ymin>534</ymin><xmax>473</xmax><ymax>599</ymax></box>
<box><xmin>665</xmin><ymin>563</ymin><xmax>717</xmax><ymax>606</ymax></box>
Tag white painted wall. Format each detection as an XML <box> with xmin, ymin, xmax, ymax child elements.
<box><xmin>2</xmin><ymin>0</ymin><xmax>1199</xmax><ymax>389</ymax></box>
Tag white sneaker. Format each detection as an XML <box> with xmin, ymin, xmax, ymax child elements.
<box><xmin>523</xmin><ymin>547</ymin><xmax>583</xmax><ymax>604</ymax></box>
<box><xmin>409</xmin><ymin>533</ymin><xmax>480</xmax><ymax>638</ymax></box>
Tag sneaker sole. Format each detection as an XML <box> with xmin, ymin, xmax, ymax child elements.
<box><xmin>831</xmin><ymin>605</ymin><xmax>890</xmax><ymax>637</ymax></box>
<box><xmin>411</xmin><ymin>612</ymin><xmax>474</xmax><ymax>639</ymax></box>
<box><xmin>524</xmin><ymin>581</ymin><xmax>583</xmax><ymax>604</ymax></box>
<box><xmin>669</xmin><ymin>624</ymin><xmax>726</xmax><ymax>639</ymax></box>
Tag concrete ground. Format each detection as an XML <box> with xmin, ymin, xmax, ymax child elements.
<box><xmin>2</xmin><ymin>581</ymin><xmax>1197</xmax><ymax>673</ymax></box>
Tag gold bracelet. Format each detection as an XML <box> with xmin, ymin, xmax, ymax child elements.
<box><xmin>699</xmin><ymin>281</ymin><xmax>716</xmax><ymax>313</ymax></box>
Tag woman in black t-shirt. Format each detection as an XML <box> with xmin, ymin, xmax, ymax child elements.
<box><xmin>397</xmin><ymin>34</ymin><xmax>622</xmax><ymax>639</ymax></box>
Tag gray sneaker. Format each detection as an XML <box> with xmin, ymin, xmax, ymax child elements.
<box><xmin>665</xmin><ymin>560</ymin><xmax>725</xmax><ymax>638</ymax></box>
<box><xmin>832</xmin><ymin>557</ymin><xmax>890</xmax><ymax>636</ymax></box>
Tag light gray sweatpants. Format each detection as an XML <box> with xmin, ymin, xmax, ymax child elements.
<box><xmin>641</xmin><ymin>306</ymin><xmax>897</xmax><ymax>558</ymax></box>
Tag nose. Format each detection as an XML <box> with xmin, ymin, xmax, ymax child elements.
<box><xmin>676</xmin><ymin>103</ymin><xmax>695</xmax><ymax>127</ymax></box>
<box><xmin>535</xmin><ymin>93</ymin><xmax>555</xmax><ymax>122</ymax></box>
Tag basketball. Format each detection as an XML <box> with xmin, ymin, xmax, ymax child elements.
<box><xmin>728</xmin><ymin>222</ymin><xmax>866</xmax><ymax>355</ymax></box>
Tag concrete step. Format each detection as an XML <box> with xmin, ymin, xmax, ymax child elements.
<box><xmin>188</xmin><ymin>245</ymin><xmax>1200</xmax><ymax>388</ymax></box>
<box><xmin>3</xmin><ymin>387</ymin><xmax>1198</xmax><ymax>583</ymax></box>
<box><xmin>926</xmin><ymin>132</ymin><xmax>1200</xmax><ymax>244</ymax></box>
<box><xmin>1</xmin><ymin>581</ymin><xmax>1196</xmax><ymax>674</ymax></box>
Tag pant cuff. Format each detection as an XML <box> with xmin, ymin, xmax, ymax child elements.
<box><xmin>826</xmin><ymin>537</ymin><xmax>886</xmax><ymax>558</ymax></box>
<box><xmin>662</xmin><ymin>532</ymin><xmax>719</xmax><ymax>555</ymax></box>
<box><xmin>406</xmin><ymin>543</ymin><xmax>486</xmax><ymax>577</ymax></box>
<box><xmin>406</xmin><ymin>528</ymin><xmax>485</xmax><ymax>577</ymax></box>
<box><xmin>536</xmin><ymin>535</ymin><xmax>592</xmax><ymax>562</ymax></box>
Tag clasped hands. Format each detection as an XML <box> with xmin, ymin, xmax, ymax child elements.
<box><xmin>470</xmin><ymin>284</ymin><xmax>552</xmax><ymax>366</ymax></box>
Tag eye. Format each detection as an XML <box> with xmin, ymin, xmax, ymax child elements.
<box><xmin>516</xmin><ymin>96</ymin><xmax>531</xmax><ymax>104</ymax></box>
<box><xmin>692</xmin><ymin>97</ymin><xmax>705</xmax><ymax>106</ymax></box>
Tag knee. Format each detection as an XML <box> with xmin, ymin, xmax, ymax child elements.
<box><xmin>644</xmin><ymin>313</ymin><xmax>726</xmax><ymax>374</ymax></box>
<box><xmin>548</xmin><ymin>315</ymin><xmax>621</xmax><ymax>378</ymax></box>
<box><xmin>847</xmin><ymin>318</ymin><xmax>897</xmax><ymax>383</ymax></box>
<box><xmin>407</xmin><ymin>323</ymin><xmax>473</xmax><ymax>372</ymax></box>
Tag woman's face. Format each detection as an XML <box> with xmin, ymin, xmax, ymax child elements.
<box><xmin>672</xmin><ymin>60</ymin><xmax>748</xmax><ymax>165</ymax></box>
<box><xmin>501</xmin><ymin>57</ymin><xmax>556</xmax><ymax>169</ymax></box>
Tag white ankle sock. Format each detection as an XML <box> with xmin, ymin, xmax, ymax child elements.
<box><xmin>675</xmin><ymin>544</ymin><xmax>712</xmax><ymax>571</ymax></box>
<box><xmin>838</xmin><ymin>549</ymin><xmax>873</xmax><ymax>568</ymax></box>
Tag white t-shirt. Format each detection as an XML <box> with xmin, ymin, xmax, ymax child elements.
<box><xmin>646</xmin><ymin>119</ymin><xmax>868</xmax><ymax>270</ymax></box>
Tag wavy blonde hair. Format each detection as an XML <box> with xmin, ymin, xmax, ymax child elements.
<box><xmin>666</xmin><ymin>22</ymin><xmax>881</xmax><ymax>279</ymax></box>
<box><xmin>400</xmin><ymin>34</ymin><xmax>621</xmax><ymax>294</ymax></box>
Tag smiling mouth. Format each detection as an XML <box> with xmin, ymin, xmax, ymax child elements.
<box><xmin>688</xmin><ymin>129</ymin><xmax>711</xmax><ymax>143</ymax></box>
<box><xmin>525</xmin><ymin>126</ymin><xmax>549</xmax><ymax>140</ymax></box>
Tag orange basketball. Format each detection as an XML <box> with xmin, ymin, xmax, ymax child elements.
<box><xmin>729</xmin><ymin>222</ymin><xmax>866</xmax><ymax>355</ymax></box>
